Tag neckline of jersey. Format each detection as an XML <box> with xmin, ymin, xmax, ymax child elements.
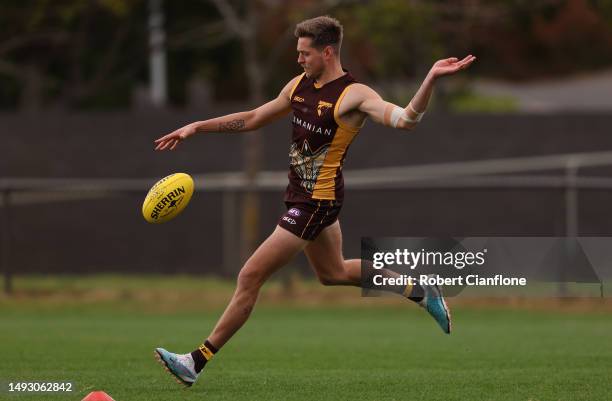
<box><xmin>313</xmin><ymin>69</ymin><xmax>349</xmax><ymax>89</ymax></box>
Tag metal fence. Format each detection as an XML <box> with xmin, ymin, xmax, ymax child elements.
<box><xmin>3</xmin><ymin>150</ymin><xmax>612</xmax><ymax>294</ymax></box>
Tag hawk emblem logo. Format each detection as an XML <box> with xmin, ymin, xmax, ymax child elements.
<box><xmin>317</xmin><ymin>100</ymin><xmax>333</xmax><ymax>117</ymax></box>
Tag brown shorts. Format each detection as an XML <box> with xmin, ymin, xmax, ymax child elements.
<box><xmin>278</xmin><ymin>199</ymin><xmax>341</xmax><ymax>240</ymax></box>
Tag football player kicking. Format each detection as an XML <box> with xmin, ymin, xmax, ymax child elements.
<box><xmin>153</xmin><ymin>15</ymin><xmax>475</xmax><ymax>387</ymax></box>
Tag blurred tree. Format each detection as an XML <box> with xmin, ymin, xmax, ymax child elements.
<box><xmin>442</xmin><ymin>0</ymin><xmax>612</xmax><ymax>79</ymax></box>
<box><xmin>2</xmin><ymin>0</ymin><xmax>612</xmax><ymax>110</ymax></box>
<box><xmin>338</xmin><ymin>1</ymin><xmax>442</xmax><ymax>78</ymax></box>
<box><xmin>0</xmin><ymin>0</ymin><xmax>147</xmax><ymax>111</ymax></box>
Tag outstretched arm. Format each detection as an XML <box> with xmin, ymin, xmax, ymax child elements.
<box><xmin>154</xmin><ymin>75</ymin><xmax>302</xmax><ymax>151</ymax></box>
<box><xmin>357</xmin><ymin>55</ymin><xmax>476</xmax><ymax>130</ymax></box>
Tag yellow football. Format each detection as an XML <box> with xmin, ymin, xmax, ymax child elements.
<box><xmin>142</xmin><ymin>173</ymin><xmax>194</xmax><ymax>223</ymax></box>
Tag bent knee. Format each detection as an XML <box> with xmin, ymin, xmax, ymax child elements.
<box><xmin>237</xmin><ymin>263</ymin><xmax>267</xmax><ymax>289</ymax></box>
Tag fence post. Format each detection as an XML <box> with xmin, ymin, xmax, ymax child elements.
<box><xmin>563</xmin><ymin>158</ymin><xmax>579</xmax><ymax>297</ymax></box>
<box><xmin>2</xmin><ymin>190</ymin><xmax>13</xmax><ymax>295</ymax></box>
<box><xmin>223</xmin><ymin>190</ymin><xmax>238</xmax><ymax>276</ymax></box>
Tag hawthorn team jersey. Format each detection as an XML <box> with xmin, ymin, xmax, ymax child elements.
<box><xmin>284</xmin><ymin>70</ymin><xmax>362</xmax><ymax>204</ymax></box>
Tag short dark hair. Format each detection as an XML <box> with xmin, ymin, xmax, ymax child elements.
<box><xmin>294</xmin><ymin>16</ymin><xmax>343</xmax><ymax>53</ymax></box>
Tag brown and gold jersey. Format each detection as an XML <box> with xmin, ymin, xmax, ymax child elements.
<box><xmin>285</xmin><ymin>70</ymin><xmax>361</xmax><ymax>203</ymax></box>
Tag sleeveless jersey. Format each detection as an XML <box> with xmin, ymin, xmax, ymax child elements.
<box><xmin>285</xmin><ymin>70</ymin><xmax>361</xmax><ymax>203</ymax></box>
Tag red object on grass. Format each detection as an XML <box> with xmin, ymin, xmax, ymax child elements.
<box><xmin>82</xmin><ymin>391</ymin><xmax>116</xmax><ymax>401</ymax></box>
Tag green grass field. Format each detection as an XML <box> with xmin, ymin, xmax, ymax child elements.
<box><xmin>1</xmin><ymin>276</ymin><xmax>611</xmax><ymax>401</ymax></box>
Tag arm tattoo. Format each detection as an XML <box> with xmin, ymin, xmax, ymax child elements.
<box><xmin>218</xmin><ymin>119</ymin><xmax>245</xmax><ymax>132</ymax></box>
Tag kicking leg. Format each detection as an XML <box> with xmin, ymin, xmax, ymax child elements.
<box><xmin>304</xmin><ymin>220</ymin><xmax>407</xmax><ymax>291</ymax></box>
<box><xmin>304</xmin><ymin>220</ymin><xmax>451</xmax><ymax>334</ymax></box>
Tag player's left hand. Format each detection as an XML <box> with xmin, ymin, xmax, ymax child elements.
<box><xmin>429</xmin><ymin>55</ymin><xmax>476</xmax><ymax>79</ymax></box>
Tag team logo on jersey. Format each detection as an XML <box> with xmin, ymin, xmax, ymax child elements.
<box><xmin>317</xmin><ymin>100</ymin><xmax>333</xmax><ymax>117</ymax></box>
<box><xmin>293</xmin><ymin>96</ymin><xmax>305</xmax><ymax>103</ymax></box>
<box><xmin>289</xmin><ymin>140</ymin><xmax>330</xmax><ymax>193</ymax></box>
<box><xmin>288</xmin><ymin>208</ymin><xmax>301</xmax><ymax>217</ymax></box>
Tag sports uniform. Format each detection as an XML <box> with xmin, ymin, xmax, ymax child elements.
<box><xmin>278</xmin><ymin>70</ymin><xmax>362</xmax><ymax>240</ymax></box>
<box><xmin>152</xmin><ymin>19</ymin><xmax>469</xmax><ymax>385</ymax></box>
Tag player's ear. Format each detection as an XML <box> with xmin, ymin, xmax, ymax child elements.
<box><xmin>322</xmin><ymin>45</ymin><xmax>333</xmax><ymax>59</ymax></box>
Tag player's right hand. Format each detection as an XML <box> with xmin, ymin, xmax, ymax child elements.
<box><xmin>154</xmin><ymin>124</ymin><xmax>196</xmax><ymax>151</ymax></box>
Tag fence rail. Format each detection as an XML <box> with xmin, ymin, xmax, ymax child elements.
<box><xmin>3</xmin><ymin>150</ymin><xmax>612</xmax><ymax>294</ymax></box>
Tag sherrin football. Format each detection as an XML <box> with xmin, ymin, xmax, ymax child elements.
<box><xmin>142</xmin><ymin>173</ymin><xmax>194</xmax><ymax>223</ymax></box>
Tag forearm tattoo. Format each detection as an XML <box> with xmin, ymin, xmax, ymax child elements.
<box><xmin>218</xmin><ymin>119</ymin><xmax>245</xmax><ymax>132</ymax></box>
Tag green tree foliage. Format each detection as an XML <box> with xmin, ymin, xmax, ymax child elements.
<box><xmin>337</xmin><ymin>1</ymin><xmax>443</xmax><ymax>78</ymax></box>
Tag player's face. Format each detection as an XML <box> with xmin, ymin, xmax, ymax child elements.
<box><xmin>297</xmin><ymin>37</ymin><xmax>325</xmax><ymax>79</ymax></box>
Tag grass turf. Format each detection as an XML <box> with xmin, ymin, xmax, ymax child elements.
<box><xmin>1</xmin><ymin>302</ymin><xmax>611</xmax><ymax>401</ymax></box>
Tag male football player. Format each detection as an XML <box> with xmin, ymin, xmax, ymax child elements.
<box><xmin>153</xmin><ymin>15</ymin><xmax>475</xmax><ymax>387</ymax></box>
